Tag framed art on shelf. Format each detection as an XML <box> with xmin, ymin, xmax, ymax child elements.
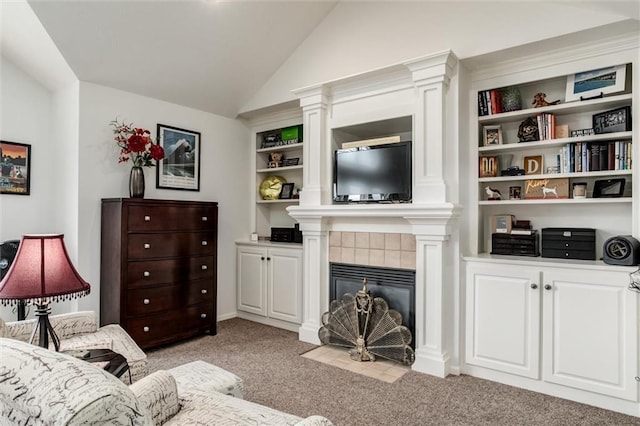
<box><xmin>479</xmin><ymin>156</ymin><xmax>498</xmax><ymax>178</ymax></box>
<box><xmin>279</xmin><ymin>182</ymin><xmax>295</xmax><ymax>199</ymax></box>
<box><xmin>0</xmin><ymin>141</ymin><xmax>31</xmax><ymax>195</ymax></box>
<box><xmin>592</xmin><ymin>106</ymin><xmax>631</xmax><ymax>134</ymax></box>
<box><xmin>565</xmin><ymin>64</ymin><xmax>626</xmax><ymax>102</ymax></box>
<box><xmin>156</xmin><ymin>124</ymin><xmax>201</xmax><ymax>191</ymax></box>
<box><xmin>483</xmin><ymin>125</ymin><xmax>502</xmax><ymax>146</ymax></box>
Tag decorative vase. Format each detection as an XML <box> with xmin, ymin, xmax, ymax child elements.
<box><xmin>500</xmin><ymin>86</ymin><xmax>522</xmax><ymax>112</ymax></box>
<box><xmin>129</xmin><ymin>166</ymin><xmax>145</xmax><ymax>198</ymax></box>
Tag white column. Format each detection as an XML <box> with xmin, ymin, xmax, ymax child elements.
<box><xmin>293</xmin><ymin>86</ymin><xmax>329</xmax><ymax>207</ymax></box>
<box><xmin>405</xmin><ymin>51</ymin><xmax>457</xmax><ymax>204</ymax></box>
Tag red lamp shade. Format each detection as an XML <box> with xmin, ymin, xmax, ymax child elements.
<box><xmin>0</xmin><ymin>234</ymin><xmax>90</xmax><ymax>306</ymax></box>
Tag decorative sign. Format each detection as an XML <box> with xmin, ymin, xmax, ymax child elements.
<box><xmin>524</xmin><ymin>178</ymin><xmax>569</xmax><ymax>199</ymax></box>
<box><xmin>523</xmin><ymin>155</ymin><xmax>543</xmax><ymax>175</ymax></box>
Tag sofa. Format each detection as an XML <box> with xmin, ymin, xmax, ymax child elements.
<box><xmin>0</xmin><ymin>310</ymin><xmax>148</xmax><ymax>382</ymax></box>
<box><xmin>0</xmin><ymin>338</ymin><xmax>333</xmax><ymax>425</ymax></box>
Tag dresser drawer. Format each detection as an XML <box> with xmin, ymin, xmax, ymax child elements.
<box><xmin>127</xmin><ymin>256</ymin><xmax>214</xmax><ymax>287</ymax></box>
<box><xmin>127</xmin><ymin>303</ymin><xmax>214</xmax><ymax>348</ymax></box>
<box><xmin>127</xmin><ymin>205</ymin><xmax>217</xmax><ymax>232</ymax></box>
<box><xmin>127</xmin><ymin>280</ymin><xmax>213</xmax><ymax>315</ymax></box>
<box><xmin>128</xmin><ymin>232</ymin><xmax>216</xmax><ymax>259</ymax></box>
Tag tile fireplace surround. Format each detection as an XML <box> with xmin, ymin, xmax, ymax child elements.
<box><xmin>328</xmin><ymin>231</ymin><xmax>416</xmax><ymax>270</ymax></box>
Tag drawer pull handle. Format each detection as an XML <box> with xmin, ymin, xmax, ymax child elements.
<box><xmin>143</xmin><ymin>326</ymin><xmax>150</xmax><ymax>332</ymax></box>
<box><xmin>200</xmin><ymin>313</ymin><xmax>207</xmax><ymax>319</ymax></box>
<box><xmin>530</xmin><ymin>283</ymin><xmax>538</xmax><ymax>289</ymax></box>
<box><xmin>202</xmin><ymin>216</ymin><xmax>208</xmax><ymax>221</ymax></box>
<box><xmin>143</xmin><ymin>271</ymin><xmax>150</xmax><ymax>277</ymax></box>
<box><xmin>144</xmin><ymin>215</ymin><xmax>151</xmax><ymax>221</ymax></box>
<box><xmin>201</xmin><ymin>241</ymin><xmax>208</xmax><ymax>246</ymax></box>
<box><xmin>144</xmin><ymin>243</ymin><xmax>151</xmax><ymax>249</ymax></box>
<box><xmin>201</xmin><ymin>265</ymin><xmax>208</xmax><ymax>270</ymax></box>
<box><xmin>143</xmin><ymin>298</ymin><xmax>150</xmax><ymax>305</ymax></box>
<box><xmin>565</xmin><ymin>243</ymin><xmax>569</xmax><ymax>247</ymax></box>
<box><xmin>201</xmin><ymin>289</ymin><xmax>208</xmax><ymax>294</ymax></box>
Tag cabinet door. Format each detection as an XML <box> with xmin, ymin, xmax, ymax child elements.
<box><xmin>542</xmin><ymin>269</ymin><xmax>638</xmax><ymax>401</ymax></box>
<box><xmin>267</xmin><ymin>247</ymin><xmax>303</xmax><ymax>324</ymax></box>
<box><xmin>465</xmin><ymin>262</ymin><xmax>541</xmax><ymax>378</ymax></box>
<box><xmin>236</xmin><ymin>246</ymin><xmax>267</xmax><ymax>316</ymax></box>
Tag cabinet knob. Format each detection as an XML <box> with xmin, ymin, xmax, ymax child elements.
<box><xmin>201</xmin><ymin>240</ymin><xmax>208</xmax><ymax>246</ymax></box>
<box><xmin>143</xmin><ymin>326</ymin><xmax>150</xmax><ymax>332</ymax></box>
<box><xmin>144</xmin><ymin>243</ymin><xmax>150</xmax><ymax>249</ymax></box>
<box><xmin>201</xmin><ymin>289</ymin><xmax>208</xmax><ymax>294</ymax></box>
<box><xmin>202</xmin><ymin>216</ymin><xmax>208</xmax><ymax>221</ymax></box>
<box><xmin>143</xmin><ymin>298</ymin><xmax>150</xmax><ymax>305</ymax></box>
<box><xmin>544</xmin><ymin>284</ymin><xmax>552</xmax><ymax>290</ymax></box>
<box><xmin>200</xmin><ymin>313</ymin><xmax>207</xmax><ymax>319</ymax></box>
<box><xmin>530</xmin><ymin>283</ymin><xmax>538</xmax><ymax>289</ymax></box>
<box><xmin>261</xmin><ymin>256</ymin><xmax>265</xmax><ymax>261</ymax></box>
<box><xmin>144</xmin><ymin>215</ymin><xmax>151</xmax><ymax>221</ymax></box>
<box><xmin>143</xmin><ymin>271</ymin><xmax>150</xmax><ymax>277</ymax></box>
<box><xmin>201</xmin><ymin>265</ymin><xmax>208</xmax><ymax>270</ymax></box>
<box><xmin>267</xmin><ymin>257</ymin><xmax>271</xmax><ymax>261</ymax></box>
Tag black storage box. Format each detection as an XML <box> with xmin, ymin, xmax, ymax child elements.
<box><xmin>541</xmin><ymin>228</ymin><xmax>596</xmax><ymax>260</ymax></box>
<box><xmin>491</xmin><ymin>233</ymin><xmax>539</xmax><ymax>257</ymax></box>
<box><xmin>270</xmin><ymin>227</ymin><xmax>294</xmax><ymax>243</ymax></box>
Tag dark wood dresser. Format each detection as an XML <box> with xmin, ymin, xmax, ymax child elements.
<box><xmin>100</xmin><ymin>198</ymin><xmax>217</xmax><ymax>349</ymax></box>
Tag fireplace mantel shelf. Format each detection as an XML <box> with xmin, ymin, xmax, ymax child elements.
<box><xmin>287</xmin><ymin>203</ymin><xmax>461</xmax><ymax>219</ymax></box>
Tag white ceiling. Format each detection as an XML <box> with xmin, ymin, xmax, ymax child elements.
<box><xmin>6</xmin><ymin>1</ymin><xmax>639</xmax><ymax>119</ymax></box>
<box><xmin>24</xmin><ymin>0</ymin><xmax>337</xmax><ymax>118</ymax></box>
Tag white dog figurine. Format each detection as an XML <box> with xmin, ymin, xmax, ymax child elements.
<box><xmin>542</xmin><ymin>185</ymin><xmax>558</xmax><ymax>198</ymax></box>
<box><xmin>485</xmin><ymin>186</ymin><xmax>501</xmax><ymax>200</ymax></box>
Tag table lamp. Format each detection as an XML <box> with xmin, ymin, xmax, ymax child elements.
<box><xmin>0</xmin><ymin>234</ymin><xmax>90</xmax><ymax>351</ymax></box>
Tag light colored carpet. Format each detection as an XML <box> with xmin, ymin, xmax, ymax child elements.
<box><xmin>146</xmin><ymin>318</ymin><xmax>640</xmax><ymax>426</ymax></box>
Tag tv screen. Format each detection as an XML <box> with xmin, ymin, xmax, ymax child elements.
<box><xmin>333</xmin><ymin>141</ymin><xmax>412</xmax><ymax>202</ymax></box>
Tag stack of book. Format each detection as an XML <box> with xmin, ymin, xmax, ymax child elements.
<box><xmin>557</xmin><ymin>141</ymin><xmax>632</xmax><ymax>173</ymax></box>
<box><xmin>477</xmin><ymin>89</ymin><xmax>503</xmax><ymax>116</ymax></box>
<box><xmin>536</xmin><ymin>113</ymin><xmax>556</xmax><ymax>140</ymax></box>
<box><xmin>511</xmin><ymin>220</ymin><xmax>535</xmax><ymax>235</ymax></box>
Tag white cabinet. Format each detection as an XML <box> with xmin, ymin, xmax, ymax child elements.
<box><xmin>236</xmin><ymin>242</ymin><xmax>303</xmax><ymax>329</ymax></box>
<box><xmin>465</xmin><ymin>258</ymin><xmax>638</xmax><ymax>405</ymax></box>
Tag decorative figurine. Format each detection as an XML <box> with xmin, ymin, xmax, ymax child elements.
<box><xmin>518</xmin><ymin>117</ymin><xmax>540</xmax><ymax>142</ymax></box>
<box><xmin>532</xmin><ymin>92</ymin><xmax>560</xmax><ymax>108</ymax></box>
<box><xmin>485</xmin><ymin>186</ymin><xmax>502</xmax><ymax>200</ymax></box>
<box><xmin>267</xmin><ymin>151</ymin><xmax>283</xmax><ymax>168</ymax></box>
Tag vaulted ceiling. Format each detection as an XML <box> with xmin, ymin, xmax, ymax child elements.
<box><xmin>3</xmin><ymin>1</ymin><xmax>639</xmax><ymax>119</ymax></box>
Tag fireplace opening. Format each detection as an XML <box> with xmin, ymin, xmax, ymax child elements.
<box><xmin>329</xmin><ymin>263</ymin><xmax>415</xmax><ymax>348</ymax></box>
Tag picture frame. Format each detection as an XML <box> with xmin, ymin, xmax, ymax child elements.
<box><xmin>0</xmin><ymin>141</ymin><xmax>31</xmax><ymax>195</ymax></box>
<box><xmin>483</xmin><ymin>125</ymin><xmax>502</xmax><ymax>146</ymax></box>
<box><xmin>479</xmin><ymin>156</ymin><xmax>498</xmax><ymax>178</ymax></box>
<box><xmin>593</xmin><ymin>178</ymin><xmax>625</xmax><ymax>198</ymax></box>
<box><xmin>592</xmin><ymin>106</ymin><xmax>631</xmax><ymax>134</ymax></box>
<box><xmin>491</xmin><ymin>214</ymin><xmax>514</xmax><ymax>234</ymax></box>
<box><xmin>279</xmin><ymin>182</ymin><xmax>295</xmax><ymax>199</ymax></box>
<box><xmin>565</xmin><ymin>64</ymin><xmax>626</xmax><ymax>102</ymax></box>
<box><xmin>156</xmin><ymin>124</ymin><xmax>201</xmax><ymax>191</ymax></box>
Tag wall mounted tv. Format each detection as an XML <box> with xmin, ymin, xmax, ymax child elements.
<box><xmin>333</xmin><ymin>141</ymin><xmax>412</xmax><ymax>203</ymax></box>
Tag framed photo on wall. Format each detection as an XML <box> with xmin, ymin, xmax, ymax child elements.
<box><xmin>565</xmin><ymin>64</ymin><xmax>626</xmax><ymax>102</ymax></box>
<box><xmin>0</xmin><ymin>141</ymin><xmax>31</xmax><ymax>195</ymax></box>
<box><xmin>156</xmin><ymin>124</ymin><xmax>201</xmax><ymax>191</ymax></box>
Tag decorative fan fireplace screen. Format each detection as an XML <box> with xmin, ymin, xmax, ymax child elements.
<box><xmin>318</xmin><ymin>279</ymin><xmax>415</xmax><ymax>365</ymax></box>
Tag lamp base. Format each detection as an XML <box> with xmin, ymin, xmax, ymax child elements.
<box><xmin>28</xmin><ymin>303</ymin><xmax>60</xmax><ymax>351</ymax></box>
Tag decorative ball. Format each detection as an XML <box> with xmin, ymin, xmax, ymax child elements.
<box><xmin>259</xmin><ymin>175</ymin><xmax>287</xmax><ymax>200</ymax></box>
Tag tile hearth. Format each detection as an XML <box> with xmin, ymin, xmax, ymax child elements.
<box><xmin>302</xmin><ymin>345</ymin><xmax>409</xmax><ymax>383</ymax></box>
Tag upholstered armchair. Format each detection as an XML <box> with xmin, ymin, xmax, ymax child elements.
<box><xmin>0</xmin><ymin>338</ymin><xmax>333</xmax><ymax>426</ymax></box>
<box><xmin>0</xmin><ymin>310</ymin><xmax>148</xmax><ymax>382</ymax></box>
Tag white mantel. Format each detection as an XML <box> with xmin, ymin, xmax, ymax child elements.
<box><xmin>288</xmin><ymin>50</ymin><xmax>461</xmax><ymax>377</ymax></box>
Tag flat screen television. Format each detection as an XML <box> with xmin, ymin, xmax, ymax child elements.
<box><xmin>333</xmin><ymin>141</ymin><xmax>412</xmax><ymax>203</ymax></box>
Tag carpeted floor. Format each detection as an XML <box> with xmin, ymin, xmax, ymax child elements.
<box><xmin>146</xmin><ymin>318</ymin><xmax>640</xmax><ymax>426</ymax></box>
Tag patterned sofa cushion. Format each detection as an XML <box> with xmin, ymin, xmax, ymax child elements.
<box><xmin>0</xmin><ymin>338</ymin><xmax>151</xmax><ymax>425</ymax></box>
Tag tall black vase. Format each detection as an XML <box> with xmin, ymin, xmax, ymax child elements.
<box><xmin>129</xmin><ymin>166</ymin><xmax>145</xmax><ymax>198</ymax></box>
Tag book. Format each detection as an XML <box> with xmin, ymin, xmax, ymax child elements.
<box><xmin>511</xmin><ymin>229</ymin><xmax>536</xmax><ymax>235</ymax></box>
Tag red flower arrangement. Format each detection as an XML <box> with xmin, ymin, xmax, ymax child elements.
<box><xmin>110</xmin><ymin>119</ymin><xmax>165</xmax><ymax>167</ymax></box>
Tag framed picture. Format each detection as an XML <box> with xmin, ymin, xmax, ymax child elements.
<box><xmin>479</xmin><ymin>156</ymin><xmax>498</xmax><ymax>178</ymax></box>
<box><xmin>523</xmin><ymin>155</ymin><xmax>543</xmax><ymax>175</ymax></box>
<box><xmin>565</xmin><ymin>64</ymin><xmax>626</xmax><ymax>102</ymax></box>
<box><xmin>524</xmin><ymin>178</ymin><xmax>569</xmax><ymax>199</ymax></box>
<box><xmin>0</xmin><ymin>141</ymin><xmax>31</xmax><ymax>195</ymax></box>
<box><xmin>491</xmin><ymin>214</ymin><xmax>514</xmax><ymax>234</ymax></box>
<box><xmin>592</xmin><ymin>106</ymin><xmax>631</xmax><ymax>134</ymax></box>
<box><xmin>483</xmin><ymin>125</ymin><xmax>502</xmax><ymax>146</ymax></box>
<box><xmin>156</xmin><ymin>124</ymin><xmax>201</xmax><ymax>191</ymax></box>
<box><xmin>279</xmin><ymin>182</ymin><xmax>295</xmax><ymax>199</ymax></box>
<box><xmin>593</xmin><ymin>178</ymin><xmax>625</xmax><ymax>198</ymax></box>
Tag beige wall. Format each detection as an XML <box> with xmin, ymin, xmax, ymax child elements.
<box><xmin>328</xmin><ymin>231</ymin><xmax>416</xmax><ymax>270</ymax></box>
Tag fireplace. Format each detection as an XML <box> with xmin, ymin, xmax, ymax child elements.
<box><xmin>329</xmin><ymin>262</ymin><xmax>415</xmax><ymax>346</ymax></box>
